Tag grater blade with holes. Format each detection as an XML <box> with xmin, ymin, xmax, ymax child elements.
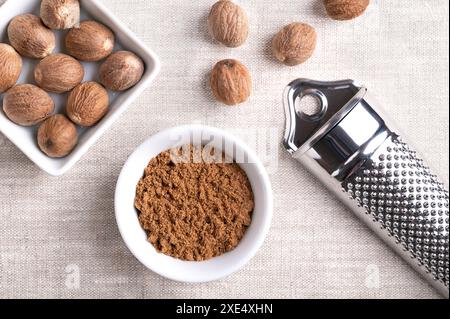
<box><xmin>283</xmin><ymin>79</ymin><xmax>449</xmax><ymax>297</ymax></box>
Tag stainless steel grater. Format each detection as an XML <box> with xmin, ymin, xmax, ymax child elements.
<box><xmin>283</xmin><ymin>79</ymin><xmax>449</xmax><ymax>297</ymax></box>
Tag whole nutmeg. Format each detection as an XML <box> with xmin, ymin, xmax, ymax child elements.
<box><xmin>38</xmin><ymin>114</ymin><xmax>78</xmax><ymax>158</ymax></box>
<box><xmin>272</xmin><ymin>23</ymin><xmax>317</xmax><ymax>66</ymax></box>
<box><xmin>67</xmin><ymin>82</ymin><xmax>109</xmax><ymax>127</ymax></box>
<box><xmin>7</xmin><ymin>14</ymin><xmax>56</xmax><ymax>59</ymax></box>
<box><xmin>99</xmin><ymin>51</ymin><xmax>145</xmax><ymax>91</ymax></box>
<box><xmin>65</xmin><ymin>20</ymin><xmax>115</xmax><ymax>61</ymax></box>
<box><xmin>40</xmin><ymin>0</ymin><xmax>80</xmax><ymax>29</ymax></box>
<box><xmin>0</xmin><ymin>43</ymin><xmax>22</xmax><ymax>93</ymax></box>
<box><xmin>208</xmin><ymin>0</ymin><xmax>249</xmax><ymax>48</ymax></box>
<box><xmin>210</xmin><ymin>59</ymin><xmax>252</xmax><ymax>106</ymax></box>
<box><xmin>2</xmin><ymin>84</ymin><xmax>54</xmax><ymax>126</ymax></box>
<box><xmin>324</xmin><ymin>0</ymin><xmax>369</xmax><ymax>20</ymax></box>
<box><xmin>34</xmin><ymin>54</ymin><xmax>84</xmax><ymax>93</ymax></box>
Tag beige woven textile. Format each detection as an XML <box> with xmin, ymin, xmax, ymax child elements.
<box><xmin>0</xmin><ymin>0</ymin><xmax>448</xmax><ymax>299</ymax></box>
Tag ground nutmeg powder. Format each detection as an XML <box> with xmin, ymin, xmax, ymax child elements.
<box><xmin>135</xmin><ymin>144</ymin><xmax>254</xmax><ymax>261</ymax></box>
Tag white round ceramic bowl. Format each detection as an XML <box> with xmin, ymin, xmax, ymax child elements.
<box><xmin>115</xmin><ymin>125</ymin><xmax>273</xmax><ymax>283</ymax></box>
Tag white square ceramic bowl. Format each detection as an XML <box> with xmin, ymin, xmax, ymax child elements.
<box><xmin>0</xmin><ymin>0</ymin><xmax>160</xmax><ymax>176</ymax></box>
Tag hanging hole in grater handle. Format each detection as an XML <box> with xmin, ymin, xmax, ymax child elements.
<box><xmin>294</xmin><ymin>88</ymin><xmax>328</xmax><ymax>122</ymax></box>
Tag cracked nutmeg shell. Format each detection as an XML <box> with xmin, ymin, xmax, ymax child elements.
<box><xmin>66</xmin><ymin>82</ymin><xmax>109</xmax><ymax>127</ymax></box>
<box><xmin>208</xmin><ymin>0</ymin><xmax>249</xmax><ymax>48</ymax></box>
<box><xmin>7</xmin><ymin>14</ymin><xmax>56</xmax><ymax>59</ymax></box>
<box><xmin>324</xmin><ymin>0</ymin><xmax>370</xmax><ymax>20</ymax></box>
<box><xmin>34</xmin><ymin>53</ymin><xmax>84</xmax><ymax>93</ymax></box>
<box><xmin>2</xmin><ymin>84</ymin><xmax>54</xmax><ymax>126</ymax></box>
<box><xmin>40</xmin><ymin>0</ymin><xmax>80</xmax><ymax>30</ymax></box>
<box><xmin>65</xmin><ymin>20</ymin><xmax>115</xmax><ymax>62</ymax></box>
<box><xmin>38</xmin><ymin>114</ymin><xmax>78</xmax><ymax>158</ymax></box>
<box><xmin>210</xmin><ymin>59</ymin><xmax>252</xmax><ymax>106</ymax></box>
<box><xmin>99</xmin><ymin>51</ymin><xmax>145</xmax><ymax>91</ymax></box>
<box><xmin>272</xmin><ymin>23</ymin><xmax>317</xmax><ymax>66</ymax></box>
<box><xmin>0</xmin><ymin>43</ymin><xmax>22</xmax><ymax>93</ymax></box>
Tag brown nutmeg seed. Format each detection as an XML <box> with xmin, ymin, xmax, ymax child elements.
<box><xmin>38</xmin><ymin>114</ymin><xmax>78</xmax><ymax>158</ymax></box>
<box><xmin>34</xmin><ymin>54</ymin><xmax>84</xmax><ymax>93</ymax></box>
<box><xmin>272</xmin><ymin>23</ymin><xmax>317</xmax><ymax>66</ymax></box>
<box><xmin>2</xmin><ymin>84</ymin><xmax>54</xmax><ymax>126</ymax></box>
<box><xmin>0</xmin><ymin>43</ymin><xmax>22</xmax><ymax>93</ymax></box>
<box><xmin>65</xmin><ymin>20</ymin><xmax>115</xmax><ymax>62</ymax></box>
<box><xmin>210</xmin><ymin>59</ymin><xmax>252</xmax><ymax>106</ymax></box>
<box><xmin>67</xmin><ymin>82</ymin><xmax>109</xmax><ymax>127</ymax></box>
<box><xmin>208</xmin><ymin>0</ymin><xmax>249</xmax><ymax>48</ymax></box>
<box><xmin>324</xmin><ymin>0</ymin><xmax>370</xmax><ymax>21</ymax></box>
<box><xmin>40</xmin><ymin>0</ymin><xmax>80</xmax><ymax>30</ymax></box>
<box><xmin>7</xmin><ymin>14</ymin><xmax>56</xmax><ymax>59</ymax></box>
<box><xmin>99</xmin><ymin>51</ymin><xmax>145</xmax><ymax>91</ymax></box>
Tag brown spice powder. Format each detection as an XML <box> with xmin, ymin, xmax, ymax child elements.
<box><xmin>134</xmin><ymin>145</ymin><xmax>254</xmax><ymax>261</ymax></box>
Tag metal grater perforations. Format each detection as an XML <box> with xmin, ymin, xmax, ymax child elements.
<box><xmin>345</xmin><ymin>135</ymin><xmax>449</xmax><ymax>287</ymax></box>
<box><xmin>283</xmin><ymin>79</ymin><xmax>449</xmax><ymax>297</ymax></box>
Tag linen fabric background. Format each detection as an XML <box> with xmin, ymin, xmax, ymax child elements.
<box><xmin>0</xmin><ymin>0</ymin><xmax>448</xmax><ymax>299</ymax></box>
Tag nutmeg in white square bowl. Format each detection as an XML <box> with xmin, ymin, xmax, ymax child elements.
<box><xmin>0</xmin><ymin>0</ymin><xmax>160</xmax><ymax>176</ymax></box>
